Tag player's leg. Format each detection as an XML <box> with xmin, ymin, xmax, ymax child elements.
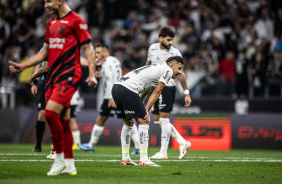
<box><xmin>46</xmin><ymin>84</ymin><xmax>77</xmax><ymax>176</ymax></box>
<box><xmin>137</xmin><ymin>118</ymin><xmax>160</xmax><ymax>167</ymax></box>
<box><xmin>45</xmin><ymin>100</ymin><xmax>66</xmax><ymax>176</ymax></box>
<box><xmin>111</xmin><ymin>84</ymin><xmax>137</xmax><ymax>166</ymax></box>
<box><xmin>120</xmin><ymin>118</ymin><xmax>137</xmax><ymax>165</ymax></box>
<box><xmin>90</xmin><ymin>115</ymin><xmax>108</xmax><ymax>146</ymax></box>
<box><xmin>170</xmin><ymin>122</ymin><xmax>191</xmax><ymax>159</ymax></box>
<box><xmin>70</xmin><ymin>105</ymin><xmax>80</xmax><ymax>150</ymax></box>
<box><xmin>150</xmin><ymin>87</ymin><xmax>173</xmax><ymax>159</ymax></box>
<box><xmin>33</xmin><ymin>109</ymin><xmax>46</xmax><ymax>152</ymax></box>
<box><xmin>131</xmin><ymin>122</ymin><xmax>140</xmax><ymax>155</ymax></box>
<box><xmin>33</xmin><ymin>86</ymin><xmax>46</xmax><ymax>152</ymax></box>
<box><xmin>150</xmin><ymin>111</ymin><xmax>170</xmax><ymax>159</ymax></box>
<box><xmin>60</xmin><ymin>107</ymin><xmax>77</xmax><ymax>175</ymax></box>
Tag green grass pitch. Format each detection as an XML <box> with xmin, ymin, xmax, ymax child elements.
<box><xmin>0</xmin><ymin>144</ymin><xmax>281</xmax><ymax>184</ymax></box>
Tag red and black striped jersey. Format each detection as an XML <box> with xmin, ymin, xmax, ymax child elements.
<box><xmin>45</xmin><ymin>11</ymin><xmax>91</xmax><ymax>88</ymax></box>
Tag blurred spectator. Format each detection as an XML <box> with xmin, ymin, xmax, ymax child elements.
<box><xmin>251</xmin><ymin>52</ymin><xmax>267</xmax><ymax>97</ymax></box>
<box><xmin>218</xmin><ymin>51</ymin><xmax>236</xmax><ymax>97</ymax></box>
<box><xmin>1</xmin><ymin>0</ymin><xmax>282</xmax><ymax>104</ymax></box>
<box><xmin>235</xmin><ymin>50</ymin><xmax>250</xmax><ymax>98</ymax></box>
<box><xmin>267</xmin><ymin>48</ymin><xmax>282</xmax><ymax>98</ymax></box>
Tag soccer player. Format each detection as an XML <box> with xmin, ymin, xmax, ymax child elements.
<box><xmin>79</xmin><ymin>44</ymin><xmax>140</xmax><ymax>154</ymax></box>
<box><xmin>31</xmin><ymin>62</ymin><xmax>47</xmax><ymax>152</ymax></box>
<box><xmin>29</xmin><ymin>58</ymin><xmax>91</xmax><ymax>158</ymax></box>
<box><xmin>146</xmin><ymin>27</ymin><xmax>192</xmax><ymax>160</ymax></box>
<box><xmin>112</xmin><ymin>56</ymin><xmax>184</xmax><ymax>167</ymax></box>
<box><xmin>9</xmin><ymin>0</ymin><xmax>97</xmax><ymax>176</ymax></box>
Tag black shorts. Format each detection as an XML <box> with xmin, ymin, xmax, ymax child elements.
<box><xmin>37</xmin><ymin>81</ymin><xmax>45</xmax><ymax>111</ymax></box>
<box><xmin>70</xmin><ymin>105</ymin><xmax>78</xmax><ymax>118</ymax></box>
<box><xmin>151</xmin><ymin>86</ymin><xmax>176</xmax><ymax>114</ymax></box>
<box><xmin>112</xmin><ymin>84</ymin><xmax>146</xmax><ymax>120</ymax></box>
<box><xmin>99</xmin><ymin>99</ymin><xmax>117</xmax><ymax>117</ymax></box>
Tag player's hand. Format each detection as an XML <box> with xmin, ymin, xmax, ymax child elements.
<box><xmin>85</xmin><ymin>75</ymin><xmax>98</xmax><ymax>88</ymax></box>
<box><xmin>143</xmin><ymin>111</ymin><xmax>150</xmax><ymax>123</ymax></box>
<box><xmin>9</xmin><ymin>61</ymin><xmax>25</xmax><ymax>74</ymax></box>
<box><xmin>28</xmin><ymin>75</ymin><xmax>36</xmax><ymax>85</ymax></box>
<box><xmin>184</xmin><ymin>94</ymin><xmax>192</xmax><ymax>107</ymax></box>
<box><xmin>31</xmin><ymin>85</ymin><xmax>38</xmax><ymax>95</ymax></box>
<box><xmin>108</xmin><ymin>98</ymin><xmax>116</xmax><ymax>108</ymax></box>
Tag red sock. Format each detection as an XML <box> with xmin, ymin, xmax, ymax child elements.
<box><xmin>61</xmin><ymin>119</ymin><xmax>73</xmax><ymax>158</ymax></box>
<box><xmin>45</xmin><ymin>110</ymin><xmax>63</xmax><ymax>153</ymax></box>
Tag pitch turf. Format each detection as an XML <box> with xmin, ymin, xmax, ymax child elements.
<box><xmin>0</xmin><ymin>144</ymin><xmax>281</xmax><ymax>184</ymax></box>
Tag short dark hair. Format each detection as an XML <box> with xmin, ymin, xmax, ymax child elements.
<box><xmin>95</xmin><ymin>44</ymin><xmax>109</xmax><ymax>51</ymax></box>
<box><xmin>166</xmin><ymin>56</ymin><xmax>183</xmax><ymax>65</ymax></box>
<box><xmin>159</xmin><ymin>26</ymin><xmax>175</xmax><ymax>38</ymax></box>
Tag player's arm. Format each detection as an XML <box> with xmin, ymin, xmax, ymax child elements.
<box><xmin>82</xmin><ymin>43</ymin><xmax>98</xmax><ymax>88</ymax></box>
<box><xmin>178</xmin><ymin>70</ymin><xmax>192</xmax><ymax>107</ymax></box>
<box><xmin>80</xmin><ymin>57</ymin><xmax>88</xmax><ymax>66</ymax></box>
<box><xmin>29</xmin><ymin>61</ymin><xmax>49</xmax><ymax>85</ymax></box>
<box><xmin>30</xmin><ymin>64</ymin><xmax>41</xmax><ymax>95</ymax></box>
<box><xmin>9</xmin><ymin>43</ymin><xmax>49</xmax><ymax>74</ymax></box>
<box><xmin>145</xmin><ymin>81</ymin><xmax>165</xmax><ymax>112</ymax></box>
<box><xmin>140</xmin><ymin>90</ymin><xmax>151</xmax><ymax>102</ymax></box>
<box><xmin>104</xmin><ymin>63</ymin><xmax>117</xmax><ymax>108</ymax></box>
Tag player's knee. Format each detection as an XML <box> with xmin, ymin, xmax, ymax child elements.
<box><xmin>38</xmin><ymin>110</ymin><xmax>46</xmax><ymax>121</ymax></box>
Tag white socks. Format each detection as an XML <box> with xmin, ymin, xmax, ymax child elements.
<box><xmin>89</xmin><ymin>124</ymin><xmax>104</xmax><ymax>148</ymax></box>
<box><xmin>72</xmin><ymin>130</ymin><xmax>81</xmax><ymax>145</ymax></box>
<box><xmin>55</xmin><ymin>152</ymin><xmax>64</xmax><ymax>162</ymax></box>
<box><xmin>121</xmin><ymin>125</ymin><xmax>132</xmax><ymax>160</ymax></box>
<box><xmin>159</xmin><ymin>118</ymin><xmax>171</xmax><ymax>155</ymax></box>
<box><xmin>64</xmin><ymin>158</ymin><xmax>75</xmax><ymax>169</ymax></box>
<box><xmin>139</xmin><ymin>124</ymin><xmax>149</xmax><ymax>161</ymax></box>
<box><xmin>131</xmin><ymin>123</ymin><xmax>139</xmax><ymax>149</ymax></box>
<box><xmin>170</xmin><ymin>124</ymin><xmax>186</xmax><ymax>146</ymax></box>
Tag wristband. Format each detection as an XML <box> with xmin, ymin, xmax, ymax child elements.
<box><xmin>184</xmin><ymin>89</ymin><xmax>189</xmax><ymax>95</ymax></box>
<box><xmin>33</xmin><ymin>80</ymin><xmax>38</xmax><ymax>85</ymax></box>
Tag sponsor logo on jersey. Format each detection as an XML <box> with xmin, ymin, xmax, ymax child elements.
<box><xmin>49</xmin><ymin>37</ymin><xmax>65</xmax><ymax>49</ymax></box>
<box><xmin>156</xmin><ymin>57</ymin><xmax>160</xmax><ymax>60</ymax></box>
<box><xmin>124</xmin><ymin>110</ymin><xmax>135</xmax><ymax>114</ymax></box>
<box><xmin>163</xmin><ymin>71</ymin><xmax>170</xmax><ymax>79</ymax></box>
<box><xmin>60</xmin><ymin>20</ymin><xmax>69</xmax><ymax>24</ymax></box>
<box><xmin>79</xmin><ymin>24</ymin><xmax>88</xmax><ymax>30</ymax></box>
<box><xmin>59</xmin><ymin>26</ymin><xmax>66</xmax><ymax>35</ymax></box>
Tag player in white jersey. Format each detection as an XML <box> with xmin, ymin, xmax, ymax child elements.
<box><xmin>146</xmin><ymin>27</ymin><xmax>192</xmax><ymax>160</ymax></box>
<box><xmin>112</xmin><ymin>56</ymin><xmax>184</xmax><ymax>167</ymax></box>
<box><xmin>78</xmin><ymin>44</ymin><xmax>140</xmax><ymax>153</ymax></box>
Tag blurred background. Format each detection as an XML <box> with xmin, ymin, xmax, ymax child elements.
<box><xmin>0</xmin><ymin>0</ymin><xmax>281</xmax><ymax>150</ymax></box>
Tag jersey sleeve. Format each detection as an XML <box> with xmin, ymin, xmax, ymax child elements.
<box><xmin>159</xmin><ymin>69</ymin><xmax>173</xmax><ymax>84</ymax></box>
<box><xmin>74</xmin><ymin>17</ymin><xmax>91</xmax><ymax>46</ymax></box>
<box><xmin>147</xmin><ymin>46</ymin><xmax>152</xmax><ymax>62</ymax></box>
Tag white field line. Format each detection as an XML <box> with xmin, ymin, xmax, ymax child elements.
<box><xmin>1</xmin><ymin>154</ymin><xmax>282</xmax><ymax>162</ymax></box>
<box><xmin>0</xmin><ymin>153</ymin><xmax>280</xmax><ymax>160</ymax></box>
<box><xmin>0</xmin><ymin>159</ymin><xmax>281</xmax><ymax>162</ymax></box>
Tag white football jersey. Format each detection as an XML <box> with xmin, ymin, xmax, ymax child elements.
<box><xmin>102</xmin><ymin>56</ymin><xmax>122</xmax><ymax>99</ymax></box>
<box><xmin>147</xmin><ymin>43</ymin><xmax>182</xmax><ymax>86</ymax></box>
<box><xmin>116</xmin><ymin>63</ymin><xmax>173</xmax><ymax>94</ymax></box>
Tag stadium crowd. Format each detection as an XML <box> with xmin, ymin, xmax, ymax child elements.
<box><xmin>1</xmin><ymin>0</ymin><xmax>282</xmax><ymax>108</ymax></box>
